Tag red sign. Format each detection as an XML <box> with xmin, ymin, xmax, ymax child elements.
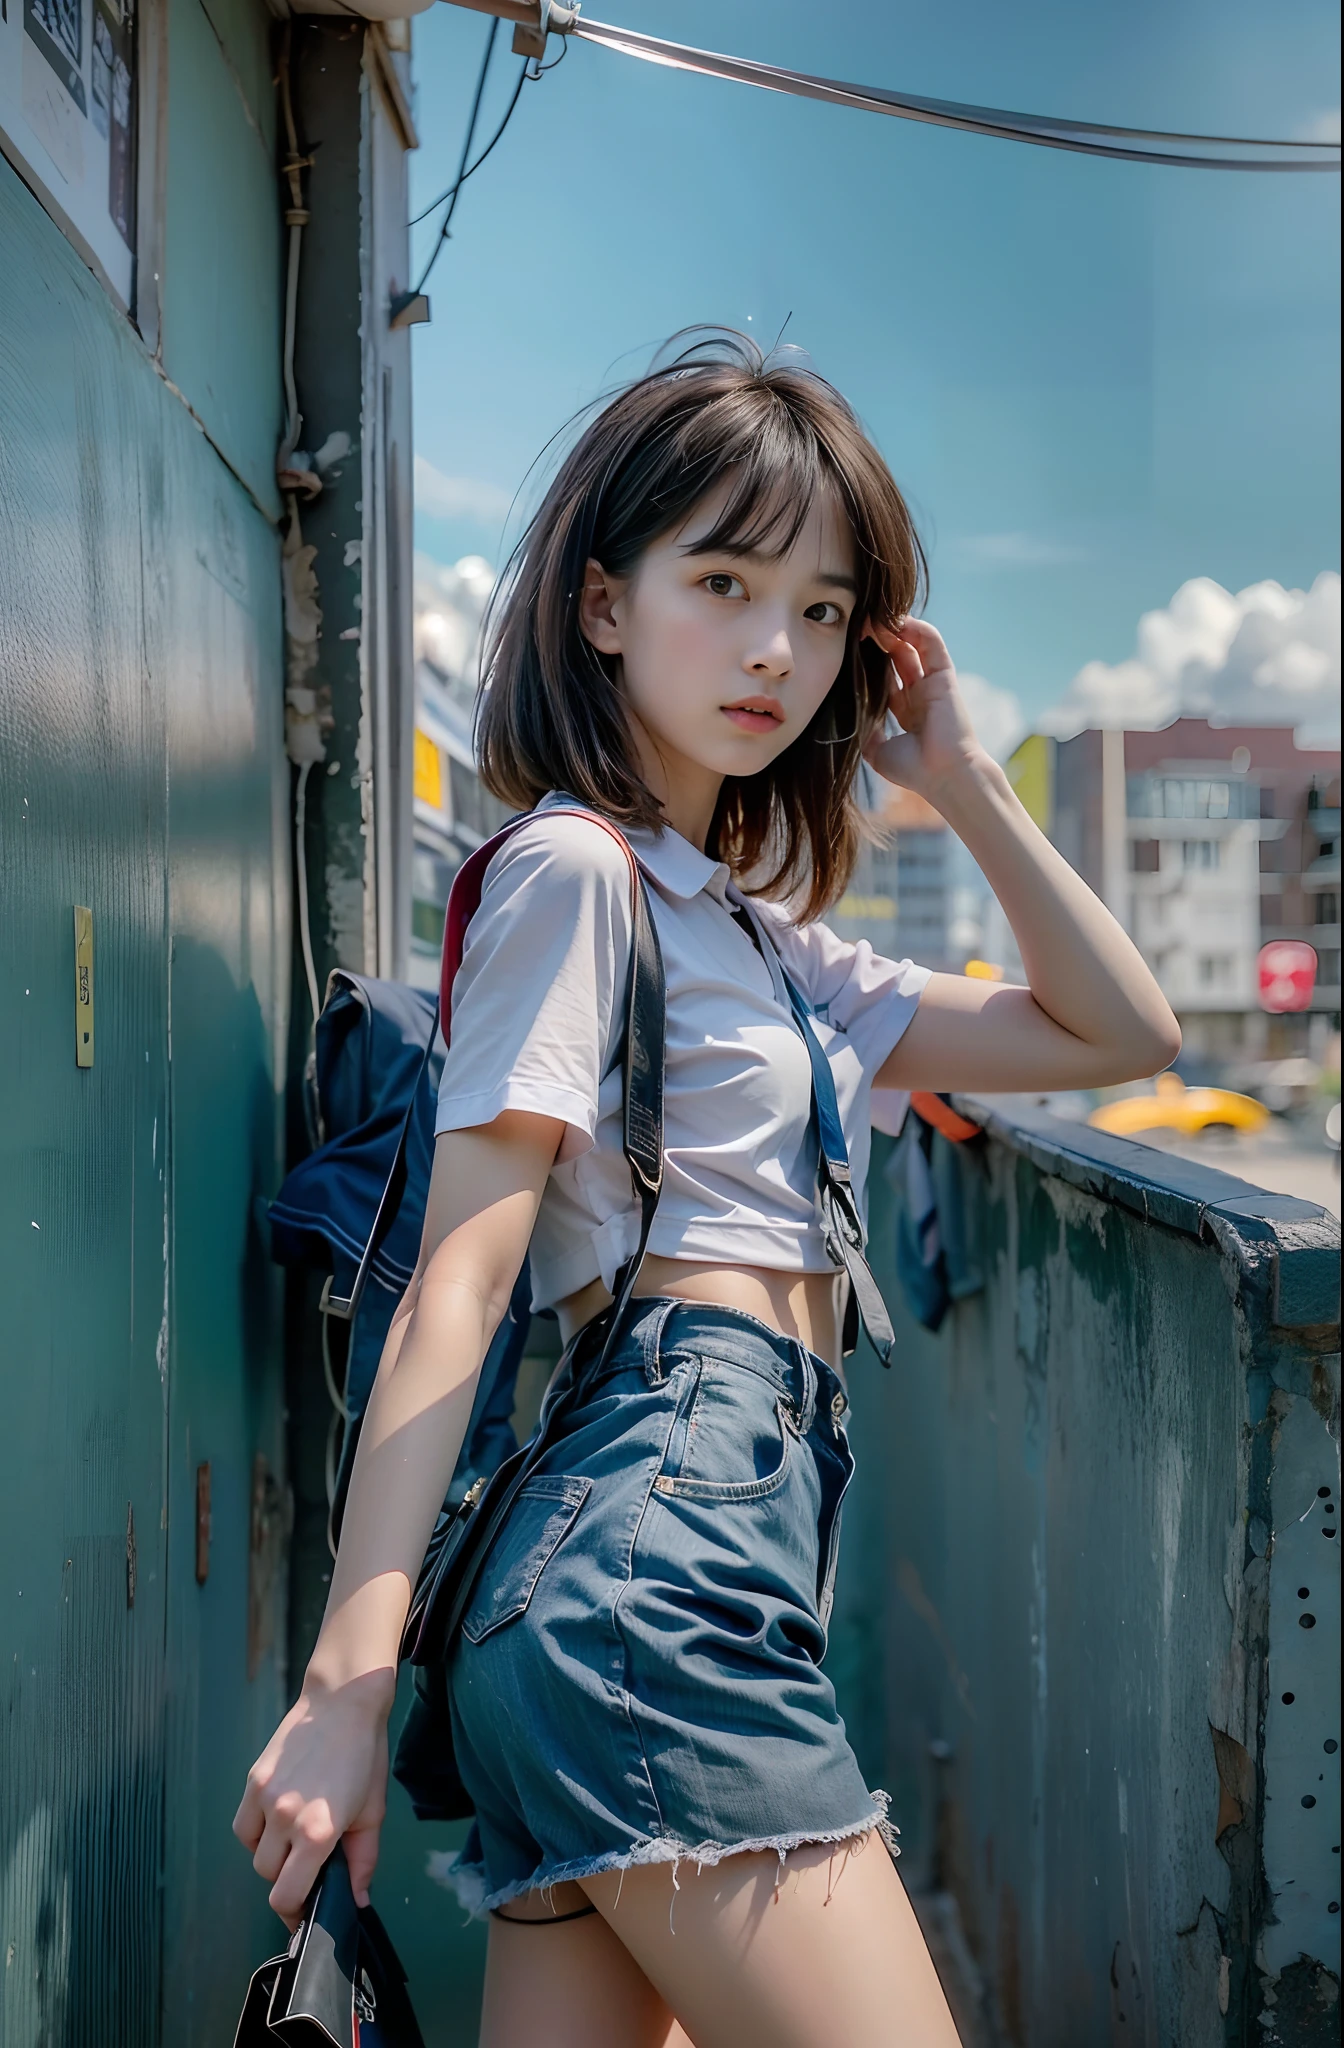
<box><xmin>1258</xmin><ymin>941</ymin><xmax>1318</xmax><ymax>1013</ymax></box>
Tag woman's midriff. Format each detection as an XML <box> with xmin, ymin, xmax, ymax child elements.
<box><xmin>556</xmin><ymin>1257</ymin><xmax>847</xmax><ymax>1371</ymax></box>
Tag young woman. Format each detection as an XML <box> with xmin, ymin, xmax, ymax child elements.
<box><xmin>235</xmin><ymin>337</ymin><xmax>1179</xmax><ymax>2047</ymax></box>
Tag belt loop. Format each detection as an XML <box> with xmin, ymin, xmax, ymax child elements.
<box><xmin>794</xmin><ymin>1340</ymin><xmax>817</xmax><ymax>1436</ymax></box>
<box><xmin>639</xmin><ymin>1297</ymin><xmax>678</xmax><ymax>1385</ymax></box>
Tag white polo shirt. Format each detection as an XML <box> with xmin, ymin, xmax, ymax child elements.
<box><xmin>434</xmin><ymin>799</ymin><xmax>930</xmax><ymax>1312</ymax></box>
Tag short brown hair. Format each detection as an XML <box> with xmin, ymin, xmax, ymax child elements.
<box><xmin>476</xmin><ymin>332</ymin><xmax>926</xmax><ymax>919</ymax></box>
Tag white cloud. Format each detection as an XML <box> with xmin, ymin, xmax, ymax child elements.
<box><xmin>953</xmin><ymin>531</ymin><xmax>1092</xmax><ymax>569</ymax></box>
<box><xmin>413</xmin><ymin>551</ymin><xmax>496</xmax><ymax>680</ymax></box>
<box><xmin>1040</xmin><ymin>572</ymin><xmax>1341</xmax><ymax>745</ymax></box>
<box><xmin>957</xmin><ymin>670</ymin><xmax>1026</xmax><ymax>762</ymax></box>
<box><xmin>413</xmin><ymin>456</ymin><xmax>512</xmax><ymax>525</ymax></box>
<box><xmin>1295</xmin><ymin>109</ymin><xmax>1341</xmax><ymax>143</ymax></box>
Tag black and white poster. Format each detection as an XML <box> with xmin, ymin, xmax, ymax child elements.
<box><xmin>2</xmin><ymin>0</ymin><xmax>136</xmax><ymax>304</ymax></box>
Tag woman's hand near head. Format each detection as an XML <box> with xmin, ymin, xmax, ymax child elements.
<box><xmin>233</xmin><ymin>1109</ymin><xmax>565</xmax><ymax>1927</ymax></box>
<box><xmin>862</xmin><ymin>618</ymin><xmax>984</xmax><ymax>797</ymax></box>
<box><xmin>864</xmin><ymin>618</ymin><xmax>1182</xmax><ymax>1096</ymax></box>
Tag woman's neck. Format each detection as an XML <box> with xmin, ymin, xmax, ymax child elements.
<box><xmin>626</xmin><ymin>709</ymin><xmax>723</xmax><ymax>851</ymax></box>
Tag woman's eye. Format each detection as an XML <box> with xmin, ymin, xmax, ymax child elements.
<box><xmin>704</xmin><ymin>573</ymin><xmax>746</xmax><ymax>599</ymax></box>
<box><xmin>804</xmin><ymin>601</ymin><xmax>845</xmax><ymax>625</ymax></box>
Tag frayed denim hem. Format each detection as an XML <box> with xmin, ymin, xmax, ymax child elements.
<box><xmin>426</xmin><ymin>1790</ymin><xmax>899</xmax><ymax>1920</ymax></box>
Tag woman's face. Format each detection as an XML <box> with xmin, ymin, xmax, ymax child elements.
<box><xmin>579</xmin><ymin>483</ymin><xmax>859</xmax><ymax>793</ymax></box>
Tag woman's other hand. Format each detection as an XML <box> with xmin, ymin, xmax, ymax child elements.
<box><xmin>231</xmin><ymin>1111</ymin><xmax>561</xmax><ymax>1930</ymax></box>
<box><xmin>233</xmin><ymin>1668</ymin><xmax>393</xmax><ymax>1928</ymax></box>
<box><xmin>863</xmin><ymin>618</ymin><xmax>984</xmax><ymax>797</ymax></box>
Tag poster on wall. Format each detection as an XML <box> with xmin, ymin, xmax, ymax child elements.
<box><xmin>1</xmin><ymin>0</ymin><xmax>137</xmax><ymax>306</ymax></box>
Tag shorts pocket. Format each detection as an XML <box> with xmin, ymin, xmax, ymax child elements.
<box><xmin>461</xmin><ymin>1474</ymin><xmax>592</xmax><ymax>1645</ymax></box>
<box><xmin>652</xmin><ymin>1395</ymin><xmax>796</xmax><ymax>1504</ymax></box>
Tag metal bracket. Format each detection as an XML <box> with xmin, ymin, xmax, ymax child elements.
<box><xmin>389</xmin><ymin>289</ymin><xmax>431</xmax><ymax>330</ymax></box>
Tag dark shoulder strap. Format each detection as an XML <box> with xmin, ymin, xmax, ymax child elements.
<box><xmin>325</xmin><ymin>807</ymin><xmax>663</xmax><ymax>1332</ymax></box>
<box><xmin>594</xmin><ymin>848</ymin><xmax>664</xmax><ymax>1374</ymax></box>
<box><xmin>734</xmin><ymin>896</ymin><xmax>896</xmax><ymax>1367</ymax></box>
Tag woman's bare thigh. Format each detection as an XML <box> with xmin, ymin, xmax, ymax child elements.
<box><xmin>577</xmin><ymin>1836</ymin><xmax>962</xmax><ymax>2048</ymax></box>
<box><xmin>479</xmin><ymin>1880</ymin><xmax>693</xmax><ymax>2048</ymax></box>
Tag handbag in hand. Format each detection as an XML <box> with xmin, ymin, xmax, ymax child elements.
<box><xmin>233</xmin><ymin>1845</ymin><xmax>425</xmax><ymax>2048</ymax></box>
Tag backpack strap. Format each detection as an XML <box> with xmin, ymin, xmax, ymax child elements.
<box><xmin>323</xmin><ymin>808</ymin><xmax>664</xmax><ymax>1348</ymax></box>
<box><xmin>778</xmin><ymin>972</ymin><xmax>898</xmax><ymax>1367</ymax></box>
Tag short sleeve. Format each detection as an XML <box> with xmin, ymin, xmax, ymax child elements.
<box><xmin>434</xmin><ymin>814</ymin><xmax>633</xmax><ymax>1162</ymax></box>
<box><xmin>752</xmin><ymin>900</ymin><xmax>931</xmax><ymax>1080</ymax></box>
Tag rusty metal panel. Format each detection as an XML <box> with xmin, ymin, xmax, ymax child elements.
<box><xmin>835</xmin><ymin>1107</ymin><xmax>1340</xmax><ymax>2044</ymax></box>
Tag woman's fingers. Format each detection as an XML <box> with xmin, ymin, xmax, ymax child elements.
<box><xmin>344</xmin><ymin>1822</ymin><xmax>383</xmax><ymax>1909</ymax></box>
<box><xmin>267</xmin><ymin>1807</ymin><xmax>341</xmax><ymax>1926</ymax></box>
<box><xmin>251</xmin><ymin>1807</ymin><xmax>299</xmax><ymax>1885</ymax></box>
<box><xmin>232</xmin><ymin>1779</ymin><xmax>265</xmax><ymax>1854</ymax></box>
<box><xmin>894</xmin><ymin>616</ymin><xmax>951</xmax><ymax>666</ymax></box>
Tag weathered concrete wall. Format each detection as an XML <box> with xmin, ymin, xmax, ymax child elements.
<box><xmin>832</xmin><ymin>1108</ymin><xmax>1340</xmax><ymax>2045</ymax></box>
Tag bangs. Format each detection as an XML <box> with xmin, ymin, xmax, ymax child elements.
<box><xmin>670</xmin><ymin>397</ymin><xmax>830</xmax><ymax>561</ymax></box>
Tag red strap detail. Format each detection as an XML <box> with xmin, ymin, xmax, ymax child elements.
<box><xmin>910</xmin><ymin>1090</ymin><xmax>980</xmax><ymax>1144</ymax></box>
<box><xmin>438</xmin><ymin>809</ymin><xmax>641</xmax><ymax>1046</ymax></box>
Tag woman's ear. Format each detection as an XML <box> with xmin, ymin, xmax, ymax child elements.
<box><xmin>578</xmin><ymin>558</ymin><xmax>624</xmax><ymax>656</ymax></box>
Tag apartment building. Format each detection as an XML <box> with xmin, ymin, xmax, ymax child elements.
<box><xmin>1011</xmin><ymin>720</ymin><xmax>1341</xmax><ymax>1058</ymax></box>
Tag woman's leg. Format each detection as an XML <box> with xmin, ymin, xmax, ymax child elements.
<box><xmin>579</xmin><ymin>1834</ymin><xmax>961</xmax><ymax>2048</ymax></box>
<box><xmin>479</xmin><ymin>1879</ymin><xmax>695</xmax><ymax>2048</ymax></box>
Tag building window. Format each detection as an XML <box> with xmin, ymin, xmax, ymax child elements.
<box><xmin>447</xmin><ymin>756</ymin><xmax>510</xmax><ymax>842</ymax></box>
<box><xmin>1127</xmin><ymin>775</ymin><xmax>1257</xmax><ymax>821</ymax></box>
<box><xmin>1317</xmin><ymin>950</ymin><xmax>1340</xmax><ymax>989</ymax></box>
<box><xmin>1197</xmin><ymin>955</ymin><xmax>1233</xmax><ymax>988</ymax></box>
<box><xmin>1129</xmin><ymin>840</ymin><xmax>1160</xmax><ymax>873</ymax></box>
<box><xmin>1315</xmin><ymin>893</ymin><xmax>1339</xmax><ymax>925</ymax></box>
<box><xmin>1182</xmin><ymin>840</ymin><xmax>1221</xmax><ymax>870</ymax></box>
<box><xmin>411</xmin><ymin>845</ymin><xmax>462</xmax><ymax>952</ymax></box>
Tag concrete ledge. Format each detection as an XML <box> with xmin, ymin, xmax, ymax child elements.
<box><xmin>953</xmin><ymin>1094</ymin><xmax>1341</xmax><ymax>1329</ymax></box>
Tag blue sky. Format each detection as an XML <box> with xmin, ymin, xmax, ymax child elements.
<box><xmin>406</xmin><ymin>0</ymin><xmax>1340</xmax><ymax>732</ymax></box>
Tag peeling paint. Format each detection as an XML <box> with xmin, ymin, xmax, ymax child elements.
<box><xmin>312</xmin><ymin>429</ymin><xmax>352</xmax><ymax>473</ymax></box>
<box><xmin>281</xmin><ymin>505</ymin><xmax>330</xmax><ymax>766</ymax></box>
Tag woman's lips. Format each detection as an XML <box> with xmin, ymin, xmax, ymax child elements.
<box><xmin>722</xmin><ymin>700</ymin><xmax>785</xmax><ymax>734</ymax></box>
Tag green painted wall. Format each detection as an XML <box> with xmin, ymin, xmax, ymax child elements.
<box><xmin>160</xmin><ymin>0</ymin><xmax>283</xmax><ymax>518</ymax></box>
<box><xmin>0</xmin><ymin>0</ymin><xmax>290</xmax><ymax>2027</ymax></box>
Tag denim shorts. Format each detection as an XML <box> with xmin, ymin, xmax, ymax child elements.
<box><xmin>439</xmin><ymin>1297</ymin><xmax>895</xmax><ymax>1914</ymax></box>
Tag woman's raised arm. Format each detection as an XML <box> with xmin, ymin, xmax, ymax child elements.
<box><xmin>232</xmin><ymin>1108</ymin><xmax>563</xmax><ymax>1926</ymax></box>
<box><xmin>869</xmin><ymin>620</ymin><xmax>1182</xmax><ymax>1096</ymax></box>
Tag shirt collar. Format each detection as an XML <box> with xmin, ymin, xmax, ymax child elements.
<box><xmin>626</xmin><ymin>823</ymin><xmax>732</xmax><ymax>905</ymax></box>
<box><xmin>537</xmin><ymin>792</ymin><xmax>732</xmax><ymax>905</ymax></box>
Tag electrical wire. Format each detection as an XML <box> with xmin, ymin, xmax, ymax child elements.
<box><xmin>569</xmin><ymin>17</ymin><xmax>1341</xmax><ymax>172</ymax></box>
<box><xmin>294</xmin><ymin>760</ymin><xmax>322</xmax><ymax>1028</ymax></box>
<box><xmin>409</xmin><ymin>58</ymin><xmax>530</xmax><ymax>227</ymax></box>
<box><xmin>414</xmin><ymin>17</ymin><xmax>501</xmax><ymax>296</ymax></box>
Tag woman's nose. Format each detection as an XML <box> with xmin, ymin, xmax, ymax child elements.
<box><xmin>744</xmin><ymin>625</ymin><xmax>793</xmax><ymax>678</ymax></box>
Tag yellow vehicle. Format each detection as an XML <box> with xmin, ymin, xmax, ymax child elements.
<box><xmin>1088</xmin><ymin>1071</ymin><xmax>1271</xmax><ymax>1140</ymax></box>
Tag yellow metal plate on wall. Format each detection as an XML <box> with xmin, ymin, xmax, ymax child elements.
<box><xmin>74</xmin><ymin>905</ymin><xmax>94</xmax><ymax>1067</ymax></box>
<box><xmin>413</xmin><ymin>727</ymin><xmax>444</xmax><ymax>809</ymax></box>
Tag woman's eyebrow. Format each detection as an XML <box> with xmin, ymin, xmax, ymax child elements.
<box><xmin>682</xmin><ymin>541</ymin><xmax>859</xmax><ymax>595</ymax></box>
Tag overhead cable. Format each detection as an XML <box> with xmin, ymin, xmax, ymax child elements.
<box><xmin>557</xmin><ymin>15</ymin><xmax>1341</xmax><ymax>173</ymax></box>
<box><xmin>410</xmin><ymin>56</ymin><xmax>531</xmax><ymax>227</ymax></box>
<box><xmin>415</xmin><ymin>16</ymin><xmax>502</xmax><ymax>296</ymax></box>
